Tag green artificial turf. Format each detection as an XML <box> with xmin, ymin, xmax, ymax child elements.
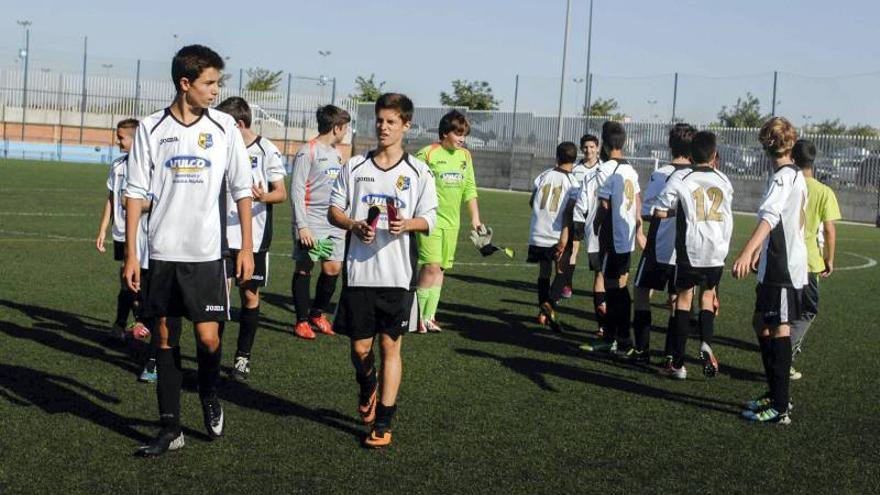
<box><xmin>0</xmin><ymin>159</ymin><xmax>878</xmax><ymax>494</ymax></box>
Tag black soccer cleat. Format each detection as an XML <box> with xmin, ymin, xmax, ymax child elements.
<box><xmin>137</xmin><ymin>428</ymin><xmax>185</xmax><ymax>457</ymax></box>
<box><xmin>201</xmin><ymin>395</ymin><xmax>225</xmax><ymax>438</ymax></box>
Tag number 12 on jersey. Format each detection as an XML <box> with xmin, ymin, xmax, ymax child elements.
<box><xmin>692</xmin><ymin>186</ymin><xmax>724</xmax><ymax>222</ymax></box>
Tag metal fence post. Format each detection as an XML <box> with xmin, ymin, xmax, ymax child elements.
<box><xmin>508</xmin><ymin>74</ymin><xmax>520</xmax><ymax>191</ymax></box>
<box><xmin>21</xmin><ymin>28</ymin><xmax>30</xmax><ymax>141</ymax></box>
<box><xmin>331</xmin><ymin>77</ymin><xmax>337</xmax><ymax>105</ymax></box>
<box><xmin>283</xmin><ymin>73</ymin><xmax>292</xmax><ymax>158</ymax></box>
<box><xmin>134</xmin><ymin>59</ymin><xmax>141</xmax><ymax>117</ymax></box>
<box><xmin>79</xmin><ymin>36</ymin><xmax>88</xmax><ymax>144</ymax></box>
<box><xmin>238</xmin><ymin>68</ymin><xmax>243</xmax><ymax>95</ymax></box>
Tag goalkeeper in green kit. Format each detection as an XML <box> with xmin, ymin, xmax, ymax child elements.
<box><xmin>415</xmin><ymin>110</ymin><xmax>488</xmax><ymax>333</ymax></box>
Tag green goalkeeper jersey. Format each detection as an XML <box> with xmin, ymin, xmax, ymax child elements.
<box><xmin>416</xmin><ymin>143</ymin><xmax>478</xmax><ymax>230</ymax></box>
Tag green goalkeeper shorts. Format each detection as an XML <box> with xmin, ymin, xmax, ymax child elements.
<box><xmin>418</xmin><ymin>227</ymin><xmax>459</xmax><ymax>270</ymax></box>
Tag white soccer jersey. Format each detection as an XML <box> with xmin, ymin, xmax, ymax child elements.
<box><xmin>330</xmin><ymin>152</ymin><xmax>438</xmax><ymax>289</ymax></box>
<box><xmin>125</xmin><ymin>107</ymin><xmax>252</xmax><ymax>262</ymax></box>
<box><xmin>291</xmin><ymin>139</ymin><xmax>346</xmax><ymax>240</ymax></box>
<box><xmin>226</xmin><ymin>136</ymin><xmax>287</xmax><ymax>252</ymax></box>
<box><xmin>573</xmin><ymin>160</ymin><xmax>612</xmax><ymax>253</ymax></box>
<box><xmin>654</xmin><ymin>166</ymin><xmax>734</xmax><ymax>267</ymax></box>
<box><xmin>528</xmin><ymin>167</ymin><xmax>580</xmax><ymax>247</ymax></box>
<box><xmin>572</xmin><ymin>159</ymin><xmax>599</xmax><ymax>186</ymax></box>
<box><xmin>641</xmin><ymin>163</ymin><xmax>690</xmax><ymax>265</ymax></box>
<box><xmin>106</xmin><ymin>155</ymin><xmax>128</xmax><ymax>242</ymax></box>
<box><xmin>597</xmin><ymin>160</ymin><xmax>641</xmax><ymax>254</ymax></box>
<box><xmin>756</xmin><ymin>165</ymin><xmax>808</xmax><ymax>288</ymax></box>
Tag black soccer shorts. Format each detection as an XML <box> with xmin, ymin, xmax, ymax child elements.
<box><xmin>144</xmin><ymin>259</ymin><xmax>229</xmax><ymax>322</ymax></box>
<box><xmin>674</xmin><ymin>264</ymin><xmax>723</xmax><ymax>291</ymax></box>
<box><xmin>224</xmin><ymin>250</ymin><xmax>268</xmax><ymax>289</ymax></box>
<box><xmin>634</xmin><ymin>253</ymin><xmax>675</xmax><ymax>292</ymax></box>
<box><xmin>333</xmin><ymin>287</ymin><xmax>415</xmax><ymax>340</ymax></box>
<box><xmin>601</xmin><ymin>250</ymin><xmax>631</xmax><ymax>279</ymax></box>
<box><xmin>754</xmin><ymin>283</ymin><xmax>804</xmax><ymax>326</ymax></box>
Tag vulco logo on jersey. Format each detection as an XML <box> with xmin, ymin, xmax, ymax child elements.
<box><xmin>198</xmin><ymin>132</ymin><xmax>213</xmax><ymax>149</ymax></box>
<box><xmin>165</xmin><ymin>156</ymin><xmax>211</xmax><ymax>172</ymax></box>
<box><xmin>205</xmin><ymin>305</ymin><xmax>225</xmax><ymax>312</ymax></box>
<box><xmin>324</xmin><ymin>167</ymin><xmax>340</xmax><ymax>179</ymax></box>
<box><xmin>361</xmin><ymin>194</ymin><xmax>406</xmax><ymax>209</ymax></box>
<box><xmin>396</xmin><ymin>175</ymin><xmax>411</xmax><ymax>191</ymax></box>
<box><xmin>440</xmin><ymin>172</ymin><xmax>464</xmax><ymax>185</ymax></box>
<box><xmin>159</xmin><ymin>137</ymin><xmax>179</xmax><ymax>145</ymax></box>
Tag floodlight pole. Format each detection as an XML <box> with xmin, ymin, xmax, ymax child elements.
<box><xmin>79</xmin><ymin>36</ymin><xmax>88</xmax><ymax>144</ymax></box>
<box><xmin>283</xmin><ymin>73</ymin><xmax>292</xmax><ymax>157</ymax></box>
<box><xmin>134</xmin><ymin>59</ymin><xmax>141</xmax><ymax>117</ymax></box>
<box><xmin>556</xmin><ymin>0</ymin><xmax>572</xmax><ymax>144</ymax></box>
<box><xmin>508</xmin><ymin>73</ymin><xmax>520</xmax><ymax>191</ymax></box>
<box><xmin>583</xmin><ymin>0</ymin><xmax>593</xmax><ymax>133</ymax></box>
<box><xmin>771</xmin><ymin>70</ymin><xmax>778</xmax><ymax>116</ymax></box>
<box><xmin>671</xmin><ymin>72</ymin><xmax>679</xmax><ymax>122</ymax></box>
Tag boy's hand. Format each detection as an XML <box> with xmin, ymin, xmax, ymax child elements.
<box><xmin>236</xmin><ymin>249</ymin><xmax>254</xmax><ymax>283</ymax></box>
<box><xmin>636</xmin><ymin>229</ymin><xmax>647</xmax><ymax>251</ymax></box>
<box><xmin>123</xmin><ymin>258</ymin><xmax>140</xmax><ymax>292</ymax></box>
<box><xmin>298</xmin><ymin>227</ymin><xmax>316</xmax><ymax>248</ymax></box>
<box><xmin>96</xmin><ymin>231</ymin><xmax>106</xmax><ymax>253</ymax></box>
<box><xmin>352</xmin><ymin>220</ymin><xmax>375</xmax><ymax>244</ymax></box>
<box><xmin>821</xmin><ymin>259</ymin><xmax>834</xmax><ymax>278</ymax></box>
<box><xmin>731</xmin><ymin>252</ymin><xmax>753</xmax><ymax>279</ymax></box>
<box><xmin>554</xmin><ymin>240</ymin><xmax>566</xmax><ymax>260</ymax></box>
<box><xmin>251</xmin><ymin>182</ymin><xmax>266</xmax><ymax>202</ymax></box>
<box><xmin>389</xmin><ymin>218</ymin><xmax>409</xmax><ymax>235</ymax></box>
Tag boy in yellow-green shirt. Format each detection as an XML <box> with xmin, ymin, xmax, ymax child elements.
<box><xmin>790</xmin><ymin>139</ymin><xmax>841</xmax><ymax>380</ymax></box>
<box><xmin>415</xmin><ymin>110</ymin><xmax>483</xmax><ymax>333</ymax></box>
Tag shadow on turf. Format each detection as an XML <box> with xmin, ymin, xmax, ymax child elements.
<box><xmin>0</xmin><ymin>363</ymin><xmax>187</xmax><ymax>444</ymax></box>
<box><xmin>0</xmin><ymin>299</ymin><xmax>141</xmax><ymax>374</ymax></box>
<box><xmin>456</xmin><ymin>349</ymin><xmax>742</xmax><ymax>415</ymax></box>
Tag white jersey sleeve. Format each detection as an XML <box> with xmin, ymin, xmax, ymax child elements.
<box><xmin>757</xmin><ymin>165</ymin><xmax>808</xmax><ymax>288</ymax></box>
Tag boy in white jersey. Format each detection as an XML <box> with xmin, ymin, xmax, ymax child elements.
<box><xmin>732</xmin><ymin>117</ymin><xmax>807</xmax><ymax>425</ymax></box>
<box><xmin>627</xmin><ymin>123</ymin><xmax>695</xmax><ymax>364</ymax></box>
<box><xmin>561</xmin><ymin>134</ymin><xmax>601</xmax><ymax>300</ymax></box>
<box><xmin>329</xmin><ymin>93</ymin><xmax>437</xmax><ymax>448</ymax></box>
<box><xmin>124</xmin><ymin>45</ymin><xmax>255</xmax><ymax>455</ymax></box>
<box><xmin>290</xmin><ymin>105</ymin><xmax>351</xmax><ymax>340</ymax></box>
<box><xmin>654</xmin><ymin>131</ymin><xmax>733</xmax><ymax>379</ymax></box>
<box><xmin>584</xmin><ymin>121</ymin><xmax>644</xmax><ymax>353</ymax></box>
<box><xmin>95</xmin><ymin>119</ymin><xmax>140</xmax><ymax>342</ymax></box>
<box><xmin>526</xmin><ymin>142</ymin><xmax>581</xmax><ymax>331</ymax></box>
<box><xmin>216</xmin><ymin>97</ymin><xmax>288</xmax><ymax>380</ymax></box>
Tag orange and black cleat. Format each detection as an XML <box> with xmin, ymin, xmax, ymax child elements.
<box><xmin>310</xmin><ymin>314</ymin><xmax>336</xmax><ymax>336</ymax></box>
<box><xmin>293</xmin><ymin>320</ymin><xmax>316</xmax><ymax>340</ymax></box>
<box><xmin>363</xmin><ymin>427</ymin><xmax>392</xmax><ymax>448</ymax></box>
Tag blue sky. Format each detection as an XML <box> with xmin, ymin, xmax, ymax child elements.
<box><xmin>2</xmin><ymin>0</ymin><xmax>878</xmax><ymax>125</ymax></box>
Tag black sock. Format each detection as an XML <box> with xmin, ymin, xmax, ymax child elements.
<box><xmin>374</xmin><ymin>403</ymin><xmax>398</xmax><ymax>430</ymax></box>
<box><xmin>310</xmin><ymin>273</ymin><xmax>339</xmax><ymax>317</ymax></box>
<box><xmin>115</xmin><ymin>288</ymin><xmax>132</xmax><ymax>327</ymax></box>
<box><xmin>759</xmin><ymin>336</ymin><xmax>775</xmax><ymax>398</ymax></box>
<box><xmin>594</xmin><ymin>292</ymin><xmax>607</xmax><ymax>331</ymax></box>
<box><xmin>196</xmin><ymin>345</ymin><xmax>222</xmax><ymax>399</ymax></box>
<box><xmin>236</xmin><ymin>306</ymin><xmax>259</xmax><ymax>357</ymax></box>
<box><xmin>156</xmin><ymin>347</ymin><xmax>182</xmax><ymax>429</ymax></box>
<box><xmin>699</xmin><ymin>310</ymin><xmax>716</xmax><ymax>346</ymax></box>
<box><xmin>549</xmin><ymin>272</ymin><xmax>568</xmax><ymax>306</ymax></box>
<box><xmin>770</xmin><ymin>337</ymin><xmax>792</xmax><ymax>412</ymax></box>
<box><xmin>292</xmin><ymin>272</ymin><xmax>312</xmax><ymax>322</ymax></box>
<box><xmin>633</xmin><ymin>310</ymin><xmax>652</xmax><ymax>352</ymax></box>
<box><xmin>537</xmin><ymin>277</ymin><xmax>550</xmax><ymax>307</ymax></box>
<box><xmin>603</xmin><ymin>288</ymin><xmax>619</xmax><ymax>343</ymax></box>
<box><xmin>663</xmin><ymin>316</ymin><xmax>675</xmax><ymax>357</ymax></box>
<box><xmin>673</xmin><ymin>309</ymin><xmax>690</xmax><ymax>368</ymax></box>
<box><xmin>616</xmin><ymin>287</ymin><xmax>632</xmax><ymax>346</ymax></box>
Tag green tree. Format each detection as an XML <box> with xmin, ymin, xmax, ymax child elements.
<box><xmin>350</xmin><ymin>74</ymin><xmax>385</xmax><ymax>102</ymax></box>
<box><xmin>847</xmin><ymin>123</ymin><xmax>879</xmax><ymax>138</ymax></box>
<box><xmin>440</xmin><ymin>80</ymin><xmax>500</xmax><ymax>110</ymax></box>
<box><xmin>813</xmin><ymin>118</ymin><xmax>846</xmax><ymax>135</ymax></box>
<box><xmin>716</xmin><ymin>92</ymin><xmax>769</xmax><ymax>128</ymax></box>
<box><xmin>245</xmin><ymin>68</ymin><xmax>283</xmax><ymax>92</ymax></box>
<box><xmin>584</xmin><ymin>97</ymin><xmax>624</xmax><ymax>119</ymax></box>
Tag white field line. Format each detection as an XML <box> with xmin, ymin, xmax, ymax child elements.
<box><xmin>0</xmin><ymin>211</ymin><xmax>91</xmax><ymax>217</ymax></box>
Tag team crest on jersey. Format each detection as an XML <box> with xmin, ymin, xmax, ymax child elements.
<box><xmin>396</xmin><ymin>175</ymin><xmax>411</xmax><ymax>191</ymax></box>
<box><xmin>198</xmin><ymin>133</ymin><xmax>213</xmax><ymax>149</ymax></box>
<box><xmin>250</xmin><ymin>156</ymin><xmax>259</xmax><ymax>168</ymax></box>
<box><xmin>461</xmin><ymin>160</ymin><xmax>467</xmax><ymax>170</ymax></box>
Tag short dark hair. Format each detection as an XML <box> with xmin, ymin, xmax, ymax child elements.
<box><xmin>669</xmin><ymin>123</ymin><xmax>697</xmax><ymax>158</ymax></box>
<box><xmin>375</xmin><ymin>93</ymin><xmax>414</xmax><ymax>123</ymax></box>
<box><xmin>438</xmin><ymin>110</ymin><xmax>470</xmax><ymax>140</ymax></box>
<box><xmin>580</xmin><ymin>133</ymin><xmax>599</xmax><ymax>148</ymax></box>
<box><xmin>216</xmin><ymin>97</ymin><xmax>252</xmax><ymax>128</ymax></box>
<box><xmin>792</xmin><ymin>139</ymin><xmax>816</xmax><ymax>169</ymax></box>
<box><xmin>116</xmin><ymin>118</ymin><xmax>139</xmax><ymax>130</ymax></box>
<box><xmin>171</xmin><ymin>44</ymin><xmax>225</xmax><ymax>93</ymax></box>
<box><xmin>690</xmin><ymin>131</ymin><xmax>717</xmax><ymax>164</ymax></box>
<box><xmin>556</xmin><ymin>141</ymin><xmax>578</xmax><ymax>164</ymax></box>
<box><xmin>316</xmin><ymin>105</ymin><xmax>352</xmax><ymax>134</ymax></box>
<box><xmin>601</xmin><ymin>121</ymin><xmax>626</xmax><ymax>151</ymax></box>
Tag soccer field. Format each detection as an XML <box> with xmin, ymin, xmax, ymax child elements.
<box><xmin>1</xmin><ymin>159</ymin><xmax>878</xmax><ymax>494</ymax></box>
